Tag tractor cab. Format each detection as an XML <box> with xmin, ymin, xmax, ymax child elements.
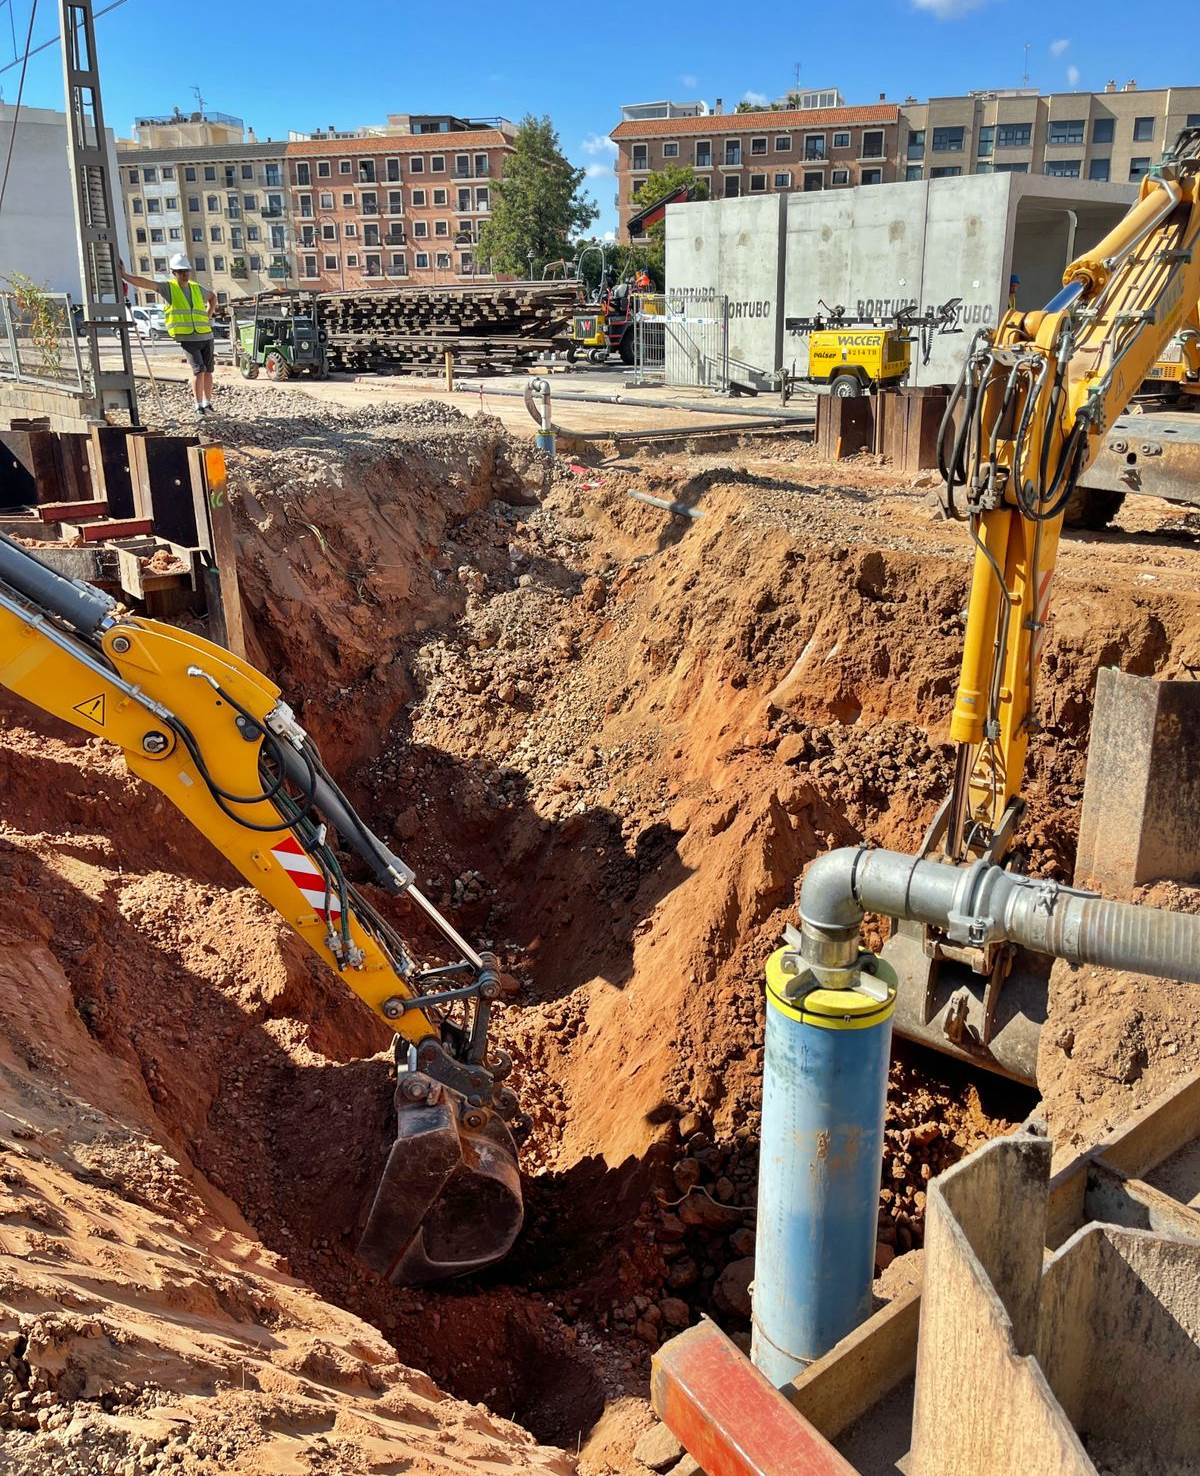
<box><xmin>232</xmin><ymin>291</ymin><xmax>329</xmax><ymax>381</ymax></box>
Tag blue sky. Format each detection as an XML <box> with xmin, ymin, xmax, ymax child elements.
<box><xmin>1</xmin><ymin>0</ymin><xmax>1188</xmax><ymax>236</ymax></box>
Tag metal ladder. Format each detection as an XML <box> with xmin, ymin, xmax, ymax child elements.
<box><xmin>58</xmin><ymin>0</ymin><xmax>139</xmax><ymax>424</ymax></box>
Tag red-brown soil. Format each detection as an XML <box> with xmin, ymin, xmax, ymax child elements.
<box><xmin>1</xmin><ymin>391</ymin><xmax>1198</xmax><ymax>1472</ymax></box>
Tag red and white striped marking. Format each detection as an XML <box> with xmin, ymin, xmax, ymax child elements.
<box><xmin>271</xmin><ymin>835</ymin><xmax>341</xmax><ymax>922</ymax></box>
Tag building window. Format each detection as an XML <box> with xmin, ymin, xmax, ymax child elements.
<box><xmin>193</xmin><ymin>254</ymin><xmax>206</xmax><ymax>271</ymax></box>
<box><xmin>434</xmin><ymin>220</ymin><xmax>449</xmax><ymax>236</ymax></box>
<box><xmin>213</xmin><ymin>255</ymin><xmax>225</xmax><ymax>272</ymax></box>
<box><xmin>750</xmin><ymin>136</ymin><xmax>768</xmax><ymax>155</ymax></box>
<box><xmin>724</xmin><ymin>175</ymin><xmax>740</xmax><ymax>198</ymax></box>
<box><xmin>134</xmin><ymin>228</ymin><xmax>146</xmax><ymax>243</ymax></box>
<box><xmin>216</xmin><ymin>291</ymin><xmax>228</xmax><ymax>305</ymax></box>
<box><xmin>149</xmin><ymin>227</ymin><xmax>164</xmax><ymax>242</ymax></box>
<box><xmin>907</xmin><ymin>130</ymin><xmax>925</xmax><ymax>159</ymax></box>
<box><xmin>1047</xmin><ymin>119</ymin><xmax>1084</xmax><ymax>145</ymax></box>
<box><xmin>247</xmin><ymin>225</ymin><xmax>260</xmax><ymax>241</ymax></box>
<box><xmin>458</xmin><ymin>187</ymin><xmax>471</xmax><ymax>211</ymax></box>
<box><xmin>930</xmin><ymin>166</ymin><xmax>961</xmax><ymax>177</ymax></box>
<box><xmin>410</xmin><ymin>156</ymin><xmax>424</xmax><ymax>173</ymax></box>
<box><xmin>389</xmin><ymin>190</ymin><xmax>404</xmax><ymax>214</ymax></box>
<box><xmin>296</xmin><ymin>159</ymin><xmax>314</xmax><ymax>187</ymax></box>
<box><xmin>803</xmin><ymin>172</ymin><xmax>823</xmax><ymax>192</ymax></box>
<box><xmin>203</xmin><ymin>166</ymin><xmax>216</xmax><ymax>181</ymax></box>
<box><xmin>996</xmin><ymin>123</ymin><xmax>1032</xmax><ymax>149</ymax></box>
<box><xmin>210</xmin><ymin>226</ymin><xmax>223</xmax><ymax>241</ymax></box>
<box><xmin>410</xmin><ymin>188</ymin><xmax>426</xmax><ymax>207</ymax></box>
<box><xmin>1133</xmin><ymin>116</ymin><xmax>1155</xmax><ymax>142</ymax></box>
<box><xmin>831</xmin><ymin>168</ymin><xmax>850</xmax><ymax>185</ymax></box>
<box><xmin>415</xmin><ymin>251</ymin><xmax>429</xmax><ymax>268</ymax></box>
<box><xmin>207</xmin><ymin>194</ymin><xmax>219</xmax><ymax>210</ymax></box>
<box><xmin>475</xmin><ymin>187</ymin><xmax>489</xmax><ymax>211</ymax></box>
<box><xmin>724</xmin><ymin>139</ymin><xmax>742</xmax><ymax>166</ymax></box>
<box><xmin>146</xmin><ymin>198</ymin><xmax>160</xmax><ymax>213</ymax></box>
<box><xmin>861</xmin><ymin>130</ymin><xmax>884</xmax><ymax>159</ymax></box>
<box><xmin>1129</xmin><ymin>156</ymin><xmax>1152</xmax><ymax>180</ymax></box>
<box><xmin>301</xmin><ymin>225</ymin><xmax>315</xmax><ymax>247</ymax></box>
<box><xmin>162</xmin><ymin>166</ymin><xmax>175</xmax><ymax>180</ymax></box>
<box><xmin>663</xmin><ymin>141</ymin><xmax>679</xmax><ymax>158</ymax></box>
<box><xmin>433</xmin><ymin>188</ymin><xmax>447</xmax><ymax>206</ymax></box>
<box><xmin>184</xmin><ymin>166</ymin><xmax>196</xmax><ymax>182</ymax></box>
<box><xmin>695</xmin><ymin>140</ymin><xmax>711</xmax><ymax>167</ymax></box>
<box><xmin>339</xmin><ymin>159</ymin><xmax>351</xmax><ymax>174</ymax></box>
<box><xmin>187</xmin><ymin>195</ymin><xmax>200</xmax><ymax>211</ymax></box>
<box><xmin>131</xmin><ymin>198</ymin><xmax>143</xmax><ymax>214</ymax></box>
<box><xmin>994</xmin><ymin>162</ymin><xmax>1029</xmax><ymax>174</ymax></box>
<box><xmin>241</xmin><ymin>164</ymin><xmax>252</xmax><ymax>180</ymax></box>
<box><xmin>1045</xmin><ymin>159</ymin><xmax>1081</xmax><ymax>177</ymax></box>
<box><xmin>749</xmin><ymin>173</ymin><xmax>767</xmax><ymax>192</ymax></box>
<box><xmin>248</xmin><ymin>253</ymin><xmax>261</xmax><ymax>271</ymax></box>
<box><xmin>1092</xmin><ymin>117</ymin><xmax>1115</xmax><ymax>144</ymax></box>
<box><xmin>474</xmin><ymin>152</ymin><xmax>488</xmax><ymax>176</ymax></box>
<box><xmin>431</xmin><ymin>155</ymin><xmax>445</xmax><ymax>173</ymax></box>
<box><xmin>139</xmin><ymin>256</ymin><xmax>150</xmax><ymax>272</ymax></box>
<box><xmin>413</xmin><ymin>220</ymin><xmax>428</xmax><ymax>238</ymax></box>
<box><xmin>933</xmin><ymin>126</ymin><xmax>965</xmax><ymax>152</ymax></box>
<box><xmin>169</xmin><ymin>226</ymin><xmax>182</xmax><ymax>241</ymax></box>
<box><xmin>342</xmin><ymin>223</ymin><xmax>356</xmax><ymax>238</ymax></box>
<box><xmin>1189</xmin><ymin>114</ymin><xmax>1200</xmax><ymax>128</ymax></box>
<box><xmin>317</xmin><ymin>160</ymin><xmax>331</xmax><ymax>177</ymax></box>
<box><xmin>391</xmin><ymin>253</ymin><xmax>407</xmax><ymax>275</ymax></box>
<box><xmin>804</xmin><ymin>134</ymin><xmax>826</xmax><ymax>160</ymax></box>
<box><xmin>337</xmin><ymin>192</ymin><xmax>351</xmax><ymax>206</ymax></box>
<box><xmin>143</xmin><ymin>166</ymin><xmax>157</xmax><ymax>183</ymax></box>
<box><xmin>243</xmin><ymin>194</ymin><xmax>257</xmax><ymax>211</ymax></box>
<box><xmin>153</xmin><ymin>256</ymin><xmax>166</xmax><ymax>271</ymax></box>
<box><xmin>321</xmin><ymin>223</ymin><xmax>337</xmax><ymax>240</ymax></box>
<box><xmin>359</xmin><ymin>159</ymin><xmax>376</xmax><ymax>183</ymax></box>
<box><xmin>270</xmin><ymin>224</ymin><xmax>286</xmax><ymax>248</ymax></box>
<box><xmin>454</xmin><ymin>153</ymin><xmax>470</xmax><ymax>176</ymax></box>
<box><xmin>774</xmin><ymin>171</ymin><xmax>792</xmax><ymax>188</ymax></box>
<box><xmin>324</xmin><ymin>253</ymin><xmax>338</xmax><ymax>270</ymax></box>
<box><xmin>776</xmin><ymin>134</ymin><xmax>792</xmax><ymax>151</ymax></box>
<box><xmin>632</xmin><ymin>143</ymin><xmax>648</xmax><ymax>169</ymax></box>
<box><xmin>905</xmin><ymin>165</ymin><xmax>923</xmax><ymax>181</ymax></box>
<box><xmin>346</xmin><ymin>253</ymin><xmax>358</xmax><ymax>266</ymax></box>
<box><xmin>190</xmin><ymin>226</ymin><xmax>203</xmax><ymax>242</ymax></box>
<box><xmin>302</xmin><ymin>254</ymin><xmax>318</xmax><ymax>277</ymax></box>
<box><xmin>436</xmin><ymin>252</ymin><xmax>450</xmax><ymax>268</ymax></box>
<box><xmin>861</xmin><ymin>167</ymin><xmax>882</xmax><ymax>185</ymax></box>
<box><xmin>386</xmin><ymin>157</ymin><xmax>401</xmax><ymax>182</ymax></box>
<box><xmin>365</xmin><ymin>253</ymin><xmax>381</xmax><ymax>276</ymax></box>
<box><xmin>127</xmin><ymin>167</ymin><xmax>138</xmax><ymax>185</ymax></box>
<box><xmin>298</xmin><ymin>193</ymin><xmax>313</xmax><ymax>218</ymax></box>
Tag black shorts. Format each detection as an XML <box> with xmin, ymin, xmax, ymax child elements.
<box><xmin>179</xmin><ymin>338</ymin><xmax>215</xmax><ymax>374</ymax></box>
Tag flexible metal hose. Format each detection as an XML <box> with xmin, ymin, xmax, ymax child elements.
<box><xmin>801</xmin><ymin>847</ymin><xmax>1200</xmax><ymax>984</ymax></box>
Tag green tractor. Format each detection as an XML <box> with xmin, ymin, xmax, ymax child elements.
<box><xmin>232</xmin><ymin>291</ymin><xmax>329</xmax><ymax>381</ymax></box>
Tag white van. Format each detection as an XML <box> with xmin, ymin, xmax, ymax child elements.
<box><xmin>126</xmin><ymin>304</ymin><xmax>167</xmax><ymax>341</ymax></box>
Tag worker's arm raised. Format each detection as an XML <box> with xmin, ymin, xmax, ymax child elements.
<box><xmin>119</xmin><ymin>264</ymin><xmax>161</xmax><ymax>295</ymax></box>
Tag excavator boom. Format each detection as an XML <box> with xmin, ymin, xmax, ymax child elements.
<box><xmin>0</xmin><ymin>527</ymin><xmax>524</xmax><ymax>1281</ymax></box>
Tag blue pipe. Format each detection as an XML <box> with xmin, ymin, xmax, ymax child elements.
<box><xmin>750</xmin><ymin>946</ymin><xmax>895</xmax><ymax>1387</ymax></box>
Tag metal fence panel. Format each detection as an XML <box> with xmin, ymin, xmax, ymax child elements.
<box><xmin>0</xmin><ymin>291</ymin><xmax>86</xmax><ymax>395</ymax></box>
<box><xmin>633</xmin><ymin>290</ymin><xmax>730</xmax><ymax>392</ymax></box>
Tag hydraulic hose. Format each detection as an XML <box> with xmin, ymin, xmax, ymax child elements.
<box><xmin>0</xmin><ymin>532</ymin><xmax>116</xmax><ymax>637</ymax></box>
<box><xmin>800</xmin><ymin>847</ymin><xmax>1200</xmax><ymax>985</ymax></box>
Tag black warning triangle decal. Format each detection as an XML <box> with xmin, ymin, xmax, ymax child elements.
<box><xmin>72</xmin><ymin>694</ymin><xmax>105</xmax><ymax>726</ymax></box>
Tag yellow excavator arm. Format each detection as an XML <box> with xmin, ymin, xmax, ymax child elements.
<box><xmin>0</xmin><ymin>528</ymin><xmax>524</xmax><ymax>1283</ymax></box>
<box><xmin>940</xmin><ymin>125</ymin><xmax>1200</xmax><ymax>862</ymax></box>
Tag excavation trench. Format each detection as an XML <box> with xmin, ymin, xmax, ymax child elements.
<box><xmin>3</xmin><ymin>398</ymin><xmax>1198</xmax><ymax>1468</ymax></box>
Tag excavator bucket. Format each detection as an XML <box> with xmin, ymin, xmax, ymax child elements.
<box><xmin>357</xmin><ymin>1082</ymin><xmax>523</xmax><ymax>1284</ymax></box>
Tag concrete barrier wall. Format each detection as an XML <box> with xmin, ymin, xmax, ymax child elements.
<box><xmin>665</xmin><ymin>194</ymin><xmax>786</xmax><ymax>390</ymax></box>
<box><xmin>665</xmin><ymin>174</ymin><xmax>1136</xmax><ymax>391</ymax></box>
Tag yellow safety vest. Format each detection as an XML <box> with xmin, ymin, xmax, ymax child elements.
<box><xmin>164</xmin><ymin>279</ymin><xmax>211</xmax><ymax>338</ymax></box>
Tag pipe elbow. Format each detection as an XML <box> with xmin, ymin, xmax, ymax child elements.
<box><xmin>799</xmin><ymin>847</ymin><xmax>867</xmax><ymax>935</ymax></box>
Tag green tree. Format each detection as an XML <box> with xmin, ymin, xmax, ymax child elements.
<box><xmin>477</xmin><ymin>115</ymin><xmax>597</xmax><ymax>278</ymax></box>
<box><xmin>625</xmin><ymin>166</ymin><xmax>709</xmax><ymax>280</ymax></box>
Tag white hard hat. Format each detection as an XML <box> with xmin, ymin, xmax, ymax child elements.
<box><xmin>169</xmin><ymin>253</ymin><xmax>191</xmax><ymax>271</ymax></box>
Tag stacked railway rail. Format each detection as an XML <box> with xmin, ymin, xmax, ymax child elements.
<box><xmin>317</xmin><ymin>280</ymin><xmax>578</xmax><ymax>375</ymax></box>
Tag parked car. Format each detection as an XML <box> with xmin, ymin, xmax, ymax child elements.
<box><xmin>126</xmin><ymin>304</ymin><xmax>168</xmax><ymax>341</ymax></box>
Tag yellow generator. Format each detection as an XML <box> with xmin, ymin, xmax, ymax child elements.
<box><xmin>784</xmin><ymin>299</ymin><xmax>961</xmax><ymax>399</ymax></box>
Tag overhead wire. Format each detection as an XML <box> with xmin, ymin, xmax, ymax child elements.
<box><xmin>0</xmin><ymin>0</ymin><xmax>126</xmax><ymax>76</ymax></box>
<box><xmin>0</xmin><ymin>0</ymin><xmax>38</xmax><ymax>219</ymax></box>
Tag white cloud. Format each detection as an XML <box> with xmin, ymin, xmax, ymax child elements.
<box><xmin>602</xmin><ymin>229</ymin><xmax>616</xmax><ymax>243</ymax></box>
<box><xmin>581</xmin><ymin>132</ymin><xmax>617</xmax><ymax>157</ymax></box>
<box><xmin>585</xmin><ymin>162</ymin><xmax>615</xmax><ymax>180</ymax></box>
<box><xmin>679</xmin><ymin>73</ymin><xmax>699</xmax><ymax>89</ymax></box>
<box><xmin>741</xmin><ymin>90</ymin><xmax>770</xmax><ymax>107</ymax></box>
<box><xmin>1049</xmin><ymin>38</ymin><xmax>1069</xmax><ymax>56</ymax></box>
<box><xmin>1066</xmin><ymin>63</ymin><xmax>1081</xmax><ymax>86</ymax></box>
<box><xmin>910</xmin><ymin>0</ymin><xmax>985</xmax><ymax>17</ymax></box>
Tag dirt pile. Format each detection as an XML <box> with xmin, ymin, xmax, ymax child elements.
<box><xmin>1</xmin><ymin>401</ymin><xmax>1198</xmax><ymax>1471</ymax></box>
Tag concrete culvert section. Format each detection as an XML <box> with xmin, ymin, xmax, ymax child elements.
<box><xmin>0</xmin><ymin>383</ymin><xmax>1198</xmax><ymax>1472</ymax></box>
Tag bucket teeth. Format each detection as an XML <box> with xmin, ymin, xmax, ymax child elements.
<box><xmin>357</xmin><ymin>1083</ymin><xmax>523</xmax><ymax>1285</ymax></box>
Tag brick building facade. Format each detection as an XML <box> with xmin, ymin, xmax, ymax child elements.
<box><xmin>285</xmin><ymin>118</ymin><xmax>514</xmax><ymax>292</ymax></box>
<box><xmin>611</xmin><ymin>104</ymin><xmax>901</xmax><ymax>240</ymax></box>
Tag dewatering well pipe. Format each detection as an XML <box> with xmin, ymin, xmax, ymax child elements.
<box><xmin>751</xmin><ymin>844</ymin><xmax>1200</xmax><ymax>1390</ymax></box>
<box><xmin>801</xmin><ymin>847</ymin><xmax>1200</xmax><ymax>984</ymax></box>
<box><xmin>523</xmin><ymin>376</ymin><xmax>556</xmax><ymax>456</ymax></box>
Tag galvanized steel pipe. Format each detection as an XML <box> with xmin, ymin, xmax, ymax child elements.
<box><xmin>801</xmin><ymin>846</ymin><xmax>1200</xmax><ymax>984</ymax></box>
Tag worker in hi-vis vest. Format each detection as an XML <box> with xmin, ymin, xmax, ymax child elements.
<box><xmin>121</xmin><ymin>254</ymin><xmax>219</xmax><ymax>418</ymax></box>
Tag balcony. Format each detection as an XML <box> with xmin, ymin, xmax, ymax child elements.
<box><xmin>230</xmin><ymin>259</ymin><xmax>248</xmax><ymax>280</ymax></box>
<box><xmin>268</xmin><ymin>262</ymin><xmax>290</xmax><ymax>279</ymax></box>
<box><xmin>384</xmin><ymin>229</ymin><xmax>406</xmax><ymax>245</ymax></box>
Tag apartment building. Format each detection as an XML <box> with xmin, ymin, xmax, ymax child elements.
<box><xmin>611</xmin><ymin>102</ymin><xmax>901</xmax><ymax>240</ymax></box>
<box><xmin>118</xmin><ymin>113</ymin><xmax>293</xmax><ymax>306</ymax></box>
<box><xmin>899</xmin><ymin>82</ymin><xmax>1200</xmax><ymax>185</ymax></box>
<box><xmin>285</xmin><ymin>116</ymin><xmax>515</xmax><ymax>291</ymax></box>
